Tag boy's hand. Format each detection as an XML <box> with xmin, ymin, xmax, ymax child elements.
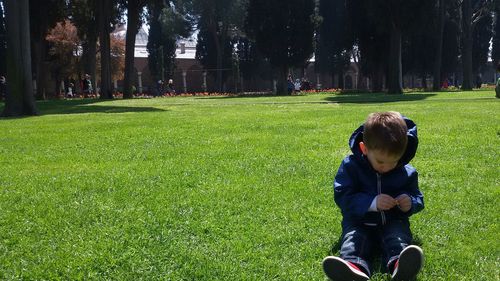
<box><xmin>395</xmin><ymin>194</ymin><xmax>412</xmax><ymax>212</ymax></box>
<box><xmin>376</xmin><ymin>194</ymin><xmax>398</xmax><ymax>210</ymax></box>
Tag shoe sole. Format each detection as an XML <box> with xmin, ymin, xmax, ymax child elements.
<box><xmin>392</xmin><ymin>245</ymin><xmax>424</xmax><ymax>281</ymax></box>
<box><xmin>322</xmin><ymin>256</ymin><xmax>369</xmax><ymax>281</ymax></box>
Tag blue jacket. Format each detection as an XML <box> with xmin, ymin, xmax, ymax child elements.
<box><xmin>333</xmin><ymin>116</ymin><xmax>424</xmax><ymax>227</ymax></box>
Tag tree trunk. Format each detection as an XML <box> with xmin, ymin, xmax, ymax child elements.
<box><xmin>433</xmin><ymin>0</ymin><xmax>446</xmax><ymax>91</ymax></box>
<box><xmin>461</xmin><ymin>0</ymin><xmax>473</xmax><ymax>90</ymax></box>
<box><xmin>421</xmin><ymin>73</ymin><xmax>427</xmax><ymax>89</ymax></box>
<box><xmin>387</xmin><ymin>23</ymin><xmax>403</xmax><ymax>94</ymax></box>
<box><xmin>123</xmin><ymin>1</ymin><xmax>141</xmax><ymax>99</ymax></box>
<box><xmin>2</xmin><ymin>0</ymin><xmax>38</xmax><ymax>116</ymax></box>
<box><xmin>275</xmin><ymin>66</ymin><xmax>288</xmax><ymax>95</ymax></box>
<box><xmin>32</xmin><ymin>3</ymin><xmax>49</xmax><ymax>100</ymax></box>
<box><xmin>209</xmin><ymin>20</ymin><xmax>223</xmax><ymax>93</ymax></box>
<box><xmin>372</xmin><ymin>65</ymin><xmax>384</xmax><ymax>92</ymax></box>
<box><xmin>337</xmin><ymin>68</ymin><xmax>344</xmax><ymax>89</ymax></box>
<box><xmin>98</xmin><ymin>0</ymin><xmax>113</xmax><ymax>99</ymax></box>
<box><xmin>33</xmin><ymin>39</ymin><xmax>48</xmax><ymax>99</ymax></box>
<box><xmin>87</xmin><ymin>34</ymin><xmax>98</xmax><ymax>94</ymax></box>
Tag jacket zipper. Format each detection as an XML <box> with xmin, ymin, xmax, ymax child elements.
<box><xmin>377</xmin><ymin>173</ymin><xmax>386</xmax><ymax>225</ymax></box>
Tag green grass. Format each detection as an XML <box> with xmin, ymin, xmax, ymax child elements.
<box><xmin>0</xmin><ymin>91</ymin><xmax>498</xmax><ymax>280</ymax></box>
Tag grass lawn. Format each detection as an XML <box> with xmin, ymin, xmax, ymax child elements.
<box><xmin>0</xmin><ymin>91</ymin><xmax>498</xmax><ymax>280</ymax></box>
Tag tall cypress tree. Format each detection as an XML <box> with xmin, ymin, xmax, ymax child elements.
<box><xmin>316</xmin><ymin>0</ymin><xmax>352</xmax><ymax>89</ymax></box>
<box><xmin>490</xmin><ymin>1</ymin><xmax>500</xmax><ymax>66</ymax></box>
<box><xmin>0</xmin><ymin>1</ymin><xmax>6</xmax><ymax>77</ymax></box>
<box><xmin>147</xmin><ymin>1</ymin><xmax>191</xmax><ymax>84</ymax></box>
<box><xmin>2</xmin><ymin>0</ymin><xmax>38</xmax><ymax>116</ymax></box>
<box><xmin>472</xmin><ymin>9</ymin><xmax>493</xmax><ymax>78</ymax></box>
<box><xmin>246</xmin><ymin>0</ymin><xmax>315</xmax><ymax>95</ymax></box>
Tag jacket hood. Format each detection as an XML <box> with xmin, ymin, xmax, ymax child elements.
<box><xmin>349</xmin><ymin>115</ymin><xmax>418</xmax><ymax>166</ymax></box>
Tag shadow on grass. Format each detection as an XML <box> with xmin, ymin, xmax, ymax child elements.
<box><xmin>323</xmin><ymin>92</ymin><xmax>437</xmax><ymax>104</ymax></box>
<box><xmin>194</xmin><ymin>92</ymin><xmax>276</xmax><ymax>100</ymax></box>
<box><xmin>0</xmin><ymin>99</ymin><xmax>166</xmax><ymax>118</ymax></box>
<box><xmin>196</xmin><ymin>92</ymin><xmax>438</xmax><ymax>104</ymax></box>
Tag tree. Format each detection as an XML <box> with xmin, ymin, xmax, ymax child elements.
<box><xmin>235</xmin><ymin>36</ymin><xmax>272</xmax><ymax>90</ymax></box>
<box><xmin>346</xmin><ymin>0</ymin><xmax>389</xmax><ymax>92</ymax></box>
<box><xmin>192</xmin><ymin>0</ymin><xmax>244</xmax><ymax>92</ymax></box>
<box><xmin>122</xmin><ymin>0</ymin><xmax>148</xmax><ymax>99</ymax></box>
<box><xmin>460</xmin><ymin>0</ymin><xmax>494</xmax><ymax>90</ymax></box>
<box><xmin>433</xmin><ymin>0</ymin><xmax>447</xmax><ymax>90</ymax></box>
<box><xmin>196</xmin><ymin>15</ymin><xmax>233</xmax><ymax>91</ymax></box>
<box><xmin>46</xmin><ymin>20</ymin><xmax>80</xmax><ymax>97</ymax></box>
<box><xmin>316</xmin><ymin>0</ymin><xmax>353</xmax><ymax>89</ymax></box>
<box><xmin>29</xmin><ymin>0</ymin><xmax>66</xmax><ymax>99</ymax></box>
<box><xmin>246</xmin><ymin>0</ymin><xmax>315</xmax><ymax>95</ymax></box>
<box><xmin>402</xmin><ymin>3</ymin><xmax>438</xmax><ymax>89</ymax></box>
<box><xmin>69</xmin><ymin>0</ymin><xmax>99</xmax><ymax>94</ymax></box>
<box><xmin>2</xmin><ymin>0</ymin><xmax>38</xmax><ymax>116</ymax></box>
<box><xmin>92</xmin><ymin>34</ymin><xmax>125</xmax><ymax>84</ymax></box>
<box><xmin>492</xmin><ymin>3</ymin><xmax>500</xmax><ymax>67</ymax></box>
<box><xmin>109</xmin><ymin>35</ymin><xmax>126</xmax><ymax>82</ymax></box>
<box><xmin>147</xmin><ymin>0</ymin><xmax>192</xmax><ymax>87</ymax></box>
<box><xmin>472</xmin><ymin>7</ymin><xmax>492</xmax><ymax>77</ymax></box>
<box><xmin>441</xmin><ymin>19</ymin><xmax>461</xmax><ymax>82</ymax></box>
<box><xmin>0</xmin><ymin>1</ymin><xmax>6</xmax><ymax>77</ymax></box>
<box><xmin>97</xmin><ymin>0</ymin><xmax>114</xmax><ymax>99</ymax></box>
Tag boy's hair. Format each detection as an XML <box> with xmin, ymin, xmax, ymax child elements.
<box><xmin>363</xmin><ymin>111</ymin><xmax>408</xmax><ymax>156</ymax></box>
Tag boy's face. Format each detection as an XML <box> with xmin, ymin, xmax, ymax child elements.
<box><xmin>360</xmin><ymin>142</ymin><xmax>401</xmax><ymax>174</ymax></box>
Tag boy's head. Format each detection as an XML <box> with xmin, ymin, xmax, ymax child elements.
<box><xmin>359</xmin><ymin>112</ymin><xmax>408</xmax><ymax>173</ymax></box>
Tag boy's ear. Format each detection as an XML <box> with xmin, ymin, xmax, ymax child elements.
<box><xmin>359</xmin><ymin>142</ymin><xmax>368</xmax><ymax>155</ymax></box>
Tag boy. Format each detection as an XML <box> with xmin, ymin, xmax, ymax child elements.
<box><xmin>323</xmin><ymin>112</ymin><xmax>424</xmax><ymax>281</ymax></box>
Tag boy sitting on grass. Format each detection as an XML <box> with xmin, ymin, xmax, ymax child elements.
<box><xmin>323</xmin><ymin>112</ymin><xmax>424</xmax><ymax>281</ymax></box>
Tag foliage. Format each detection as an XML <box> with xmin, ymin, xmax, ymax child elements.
<box><xmin>46</xmin><ymin>20</ymin><xmax>80</xmax><ymax>81</ymax></box>
<box><xmin>192</xmin><ymin>0</ymin><xmax>246</xmax><ymax>91</ymax></box>
<box><xmin>246</xmin><ymin>0</ymin><xmax>315</xmax><ymax>95</ymax></box>
<box><xmin>0</xmin><ymin>1</ymin><xmax>6</xmax><ymax>77</ymax></box>
<box><xmin>234</xmin><ymin>37</ymin><xmax>272</xmax><ymax>81</ymax></box>
<box><xmin>147</xmin><ymin>0</ymin><xmax>192</xmax><ymax>82</ymax></box>
<box><xmin>109</xmin><ymin>35</ymin><xmax>126</xmax><ymax>81</ymax></box>
<box><xmin>402</xmin><ymin>4</ymin><xmax>437</xmax><ymax>77</ymax></box>
<box><xmin>471</xmin><ymin>6</ymin><xmax>493</xmax><ymax>73</ymax></box>
<box><xmin>94</xmin><ymin>34</ymin><xmax>126</xmax><ymax>82</ymax></box>
<box><xmin>315</xmin><ymin>0</ymin><xmax>352</xmax><ymax>77</ymax></box>
<box><xmin>492</xmin><ymin>5</ymin><xmax>500</xmax><ymax>67</ymax></box>
<box><xmin>441</xmin><ymin>19</ymin><xmax>461</xmax><ymax>78</ymax></box>
<box><xmin>195</xmin><ymin>19</ymin><xmax>233</xmax><ymax>80</ymax></box>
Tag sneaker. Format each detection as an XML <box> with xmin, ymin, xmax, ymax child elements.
<box><xmin>391</xmin><ymin>245</ymin><xmax>424</xmax><ymax>281</ymax></box>
<box><xmin>322</xmin><ymin>256</ymin><xmax>369</xmax><ymax>281</ymax></box>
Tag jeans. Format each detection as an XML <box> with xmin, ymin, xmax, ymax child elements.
<box><xmin>339</xmin><ymin>219</ymin><xmax>412</xmax><ymax>276</ymax></box>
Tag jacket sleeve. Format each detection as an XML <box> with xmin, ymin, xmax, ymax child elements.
<box><xmin>333</xmin><ymin>157</ymin><xmax>376</xmax><ymax>220</ymax></box>
<box><xmin>402</xmin><ymin>167</ymin><xmax>424</xmax><ymax>216</ymax></box>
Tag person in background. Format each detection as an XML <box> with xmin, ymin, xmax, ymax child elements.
<box><xmin>81</xmin><ymin>74</ymin><xmax>93</xmax><ymax>98</ymax></box>
<box><xmin>287</xmin><ymin>75</ymin><xmax>294</xmax><ymax>95</ymax></box>
<box><xmin>294</xmin><ymin>79</ymin><xmax>301</xmax><ymax>93</ymax></box>
<box><xmin>156</xmin><ymin>80</ymin><xmax>164</xmax><ymax>97</ymax></box>
<box><xmin>67</xmin><ymin>82</ymin><xmax>74</xmax><ymax>98</ymax></box>
<box><xmin>166</xmin><ymin>79</ymin><xmax>175</xmax><ymax>95</ymax></box>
